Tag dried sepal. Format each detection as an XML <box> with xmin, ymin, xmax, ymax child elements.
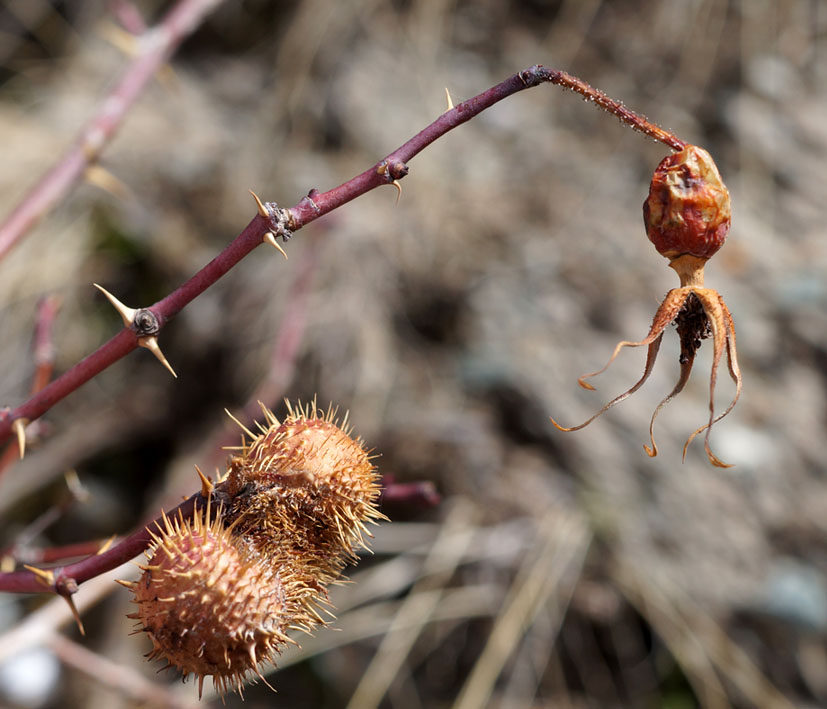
<box><xmin>552</xmin><ymin>282</ymin><xmax>741</xmax><ymax>466</ymax></box>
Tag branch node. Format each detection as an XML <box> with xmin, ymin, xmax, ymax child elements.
<box><xmin>250</xmin><ymin>190</ymin><xmax>294</xmax><ymax>242</ymax></box>
<box><xmin>132</xmin><ymin>309</ymin><xmax>160</xmax><ymax>338</ymax></box>
<box><xmin>376</xmin><ymin>161</ymin><xmax>408</xmax><ymax>184</ymax></box>
<box><xmin>388</xmin><ymin>161</ymin><xmax>409</xmax><ymax>180</ymax></box>
<box><xmin>298</xmin><ymin>190</ymin><xmax>321</xmax><ymax>217</ymax></box>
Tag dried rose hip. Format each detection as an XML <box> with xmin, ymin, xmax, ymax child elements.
<box><xmin>643</xmin><ymin>145</ymin><xmax>731</xmax><ymax>261</ymax></box>
<box><xmin>552</xmin><ymin>145</ymin><xmax>741</xmax><ymax>467</ymax></box>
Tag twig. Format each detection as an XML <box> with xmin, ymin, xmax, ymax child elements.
<box><xmin>288</xmin><ymin>66</ymin><xmax>684</xmax><ymax>231</ymax></box>
<box><xmin>0</xmin><ymin>0</ymin><xmax>225</xmax><ymax>263</ymax></box>
<box><xmin>0</xmin><ymin>295</ymin><xmax>60</xmax><ymax>476</ymax></box>
<box><xmin>380</xmin><ymin>477</ymin><xmax>441</xmax><ymax>509</ymax></box>
<box><xmin>107</xmin><ymin>0</ymin><xmax>148</xmax><ymax>34</ymax></box>
<box><xmin>0</xmin><ymin>493</ymin><xmax>200</xmax><ymax>594</ymax></box>
<box><xmin>0</xmin><ymin>65</ymin><xmax>685</xmax><ymax>450</ymax></box>
<box><xmin>31</xmin><ymin>295</ymin><xmax>61</xmax><ymax>394</ymax></box>
<box><xmin>9</xmin><ymin>538</ymin><xmax>115</xmax><ymax>566</ymax></box>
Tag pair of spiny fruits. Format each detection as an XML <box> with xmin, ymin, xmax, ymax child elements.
<box><xmin>119</xmin><ymin>75</ymin><xmax>740</xmax><ymax>699</ymax></box>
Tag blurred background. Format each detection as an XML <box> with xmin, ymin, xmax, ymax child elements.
<box><xmin>0</xmin><ymin>0</ymin><xmax>825</xmax><ymax>707</ymax></box>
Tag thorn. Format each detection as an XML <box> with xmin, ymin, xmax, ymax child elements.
<box><xmin>98</xmin><ymin>22</ymin><xmax>177</xmax><ymax>90</ymax></box>
<box><xmin>263</xmin><ymin>232</ymin><xmax>288</xmax><ymax>259</ymax></box>
<box><xmin>224</xmin><ymin>408</ymin><xmax>256</xmax><ymax>440</ymax></box>
<box><xmin>392</xmin><ymin>180</ymin><xmax>402</xmax><ymax>204</ymax></box>
<box><xmin>115</xmin><ymin>578</ymin><xmax>136</xmax><ymax>589</ymax></box>
<box><xmin>96</xmin><ymin>535</ymin><xmax>117</xmax><ymax>555</ymax></box>
<box><xmin>93</xmin><ymin>283</ymin><xmax>137</xmax><ymax>328</ymax></box>
<box><xmin>23</xmin><ymin>564</ymin><xmax>55</xmax><ymax>587</ymax></box>
<box><xmin>258</xmin><ymin>401</ymin><xmax>279</xmax><ymax>426</ymax></box>
<box><xmin>62</xmin><ymin>593</ymin><xmax>86</xmax><ymax>635</ymax></box>
<box><xmin>249</xmin><ymin>189</ymin><xmax>269</xmax><ymax>218</ymax></box>
<box><xmin>12</xmin><ymin>418</ymin><xmax>28</xmax><ymax>459</ymax></box>
<box><xmin>97</xmin><ymin>21</ymin><xmax>139</xmax><ymax>56</ymax></box>
<box><xmin>64</xmin><ymin>469</ymin><xmax>90</xmax><ymax>503</ymax></box>
<box><xmin>137</xmin><ymin>336</ymin><xmax>177</xmax><ymax>378</ymax></box>
<box><xmin>194</xmin><ymin>464</ymin><xmax>214</xmax><ymax>497</ymax></box>
<box><xmin>1</xmin><ymin>556</ymin><xmax>14</xmax><ymax>573</ymax></box>
<box><xmin>444</xmin><ymin>87</ymin><xmax>454</xmax><ymax>111</ymax></box>
<box><xmin>84</xmin><ymin>165</ymin><xmax>130</xmax><ymax>201</ymax></box>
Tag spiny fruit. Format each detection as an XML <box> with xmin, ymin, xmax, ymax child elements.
<box><xmin>643</xmin><ymin>144</ymin><xmax>731</xmax><ymax>261</ymax></box>
<box><xmin>225</xmin><ymin>401</ymin><xmax>384</xmax><ymax>567</ymax></box>
<box><xmin>124</xmin><ymin>401</ymin><xmax>383</xmax><ymax>697</ymax></box>
<box><xmin>126</xmin><ymin>506</ymin><xmax>300</xmax><ymax>696</ymax></box>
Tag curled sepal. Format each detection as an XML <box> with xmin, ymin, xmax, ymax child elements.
<box><xmin>551</xmin><ymin>286</ymin><xmax>741</xmax><ymax>467</ymax></box>
<box><xmin>551</xmin><ymin>335</ymin><xmax>663</xmax><ymax>432</ymax></box>
<box><xmin>644</xmin><ymin>353</ymin><xmax>694</xmax><ymax>458</ymax></box>
<box><xmin>681</xmin><ymin>294</ymin><xmax>742</xmax><ymax>467</ymax></box>
<box><xmin>550</xmin><ymin>287</ymin><xmax>689</xmax><ymax>431</ymax></box>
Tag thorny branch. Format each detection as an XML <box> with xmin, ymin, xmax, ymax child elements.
<box><xmin>0</xmin><ymin>66</ymin><xmax>683</xmax><ymax>449</ymax></box>
<box><xmin>0</xmin><ymin>494</ymin><xmax>200</xmax><ymax>594</ymax></box>
<box><xmin>0</xmin><ymin>65</ymin><xmax>684</xmax><ymax>594</ymax></box>
<box><xmin>0</xmin><ymin>0</ymin><xmax>226</xmax><ymax>263</ymax></box>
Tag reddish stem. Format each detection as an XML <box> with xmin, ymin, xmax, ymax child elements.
<box><xmin>11</xmin><ymin>539</ymin><xmax>114</xmax><ymax>566</ymax></box>
<box><xmin>0</xmin><ymin>65</ymin><xmax>686</xmax><ymax>450</ymax></box>
<box><xmin>381</xmin><ymin>479</ymin><xmax>441</xmax><ymax>508</ymax></box>
<box><xmin>31</xmin><ymin>295</ymin><xmax>61</xmax><ymax>395</ymax></box>
<box><xmin>0</xmin><ymin>495</ymin><xmax>199</xmax><ymax>594</ymax></box>
<box><xmin>0</xmin><ymin>296</ymin><xmax>61</xmax><ymax>477</ymax></box>
<box><xmin>107</xmin><ymin>0</ymin><xmax>149</xmax><ymax>34</ymax></box>
<box><xmin>545</xmin><ymin>69</ymin><xmax>687</xmax><ymax>151</ymax></box>
<box><xmin>0</xmin><ymin>0</ymin><xmax>225</xmax><ymax>263</ymax></box>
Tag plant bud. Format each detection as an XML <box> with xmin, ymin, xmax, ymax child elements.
<box><xmin>643</xmin><ymin>145</ymin><xmax>731</xmax><ymax>260</ymax></box>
